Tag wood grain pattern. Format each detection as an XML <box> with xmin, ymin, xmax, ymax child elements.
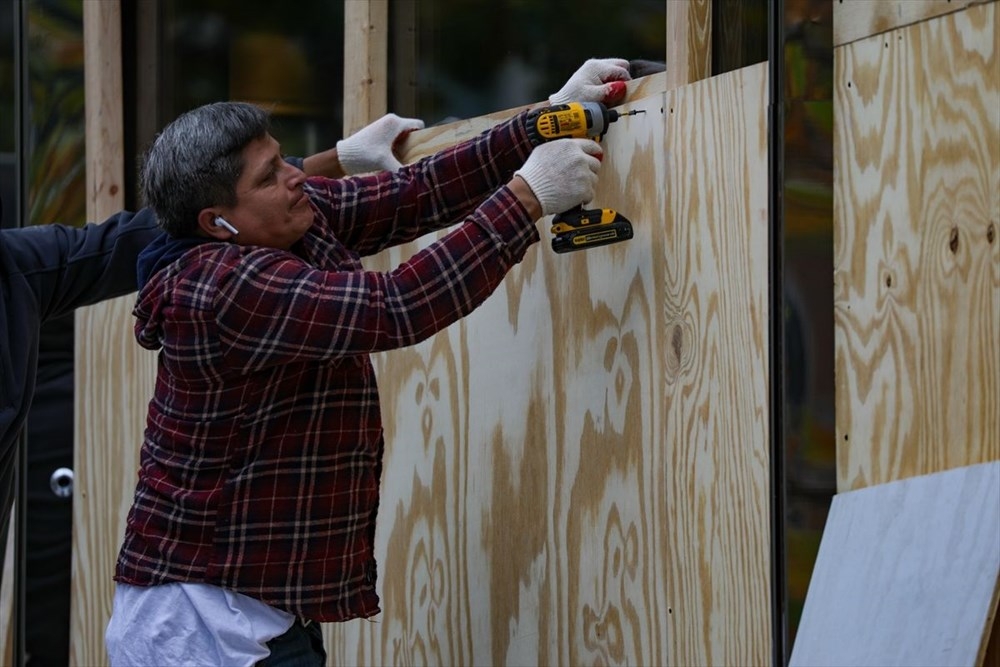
<box><xmin>396</xmin><ymin>72</ymin><xmax>669</xmax><ymax>166</ymax></box>
<box><xmin>834</xmin><ymin>3</ymin><xmax>1000</xmax><ymax>492</ymax></box>
<box><xmin>790</xmin><ymin>461</ymin><xmax>1000</xmax><ymax>667</ymax></box>
<box><xmin>343</xmin><ymin>0</ymin><xmax>388</xmax><ymax>136</ymax></box>
<box><xmin>326</xmin><ymin>63</ymin><xmax>770</xmax><ymax>666</ymax></box>
<box><xmin>73</xmin><ymin>3</ymin><xmax>133</xmax><ymax>664</ymax></box>
<box><xmin>834</xmin><ymin>0</ymin><xmax>981</xmax><ymax>47</ymax></box>
<box><xmin>666</xmin><ymin>0</ymin><xmax>713</xmax><ymax>89</ymax></box>
<box><xmin>82</xmin><ymin>0</ymin><xmax>124</xmax><ymax>221</ymax></box>
<box><xmin>72</xmin><ymin>61</ymin><xmax>771</xmax><ymax>667</ymax></box>
<box><xmin>72</xmin><ymin>299</ymin><xmax>158</xmax><ymax>666</ymax></box>
<box><xmin>662</xmin><ymin>63</ymin><xmax>772</xmax><ymax>667</ymax></box>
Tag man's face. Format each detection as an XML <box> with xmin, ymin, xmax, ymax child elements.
<box><xmin>222</xmin><ymin>134</ymin><xmax>314</xmax><ymax>250</ymax></box>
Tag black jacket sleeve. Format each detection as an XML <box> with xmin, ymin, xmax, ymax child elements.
<box><xmin>0</xmin><ymin>207</ymin><xmax>160</xmax><ymax>546</ymax></box>
<box><xmin>3</xmin><ymin>207</ymin><xmax>160</xmax><ymax>322</ymax></box>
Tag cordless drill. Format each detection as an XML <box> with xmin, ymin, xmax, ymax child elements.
<box><xmin>523</xmin><ymin>101</ymin><xmax>644</xmax><ymax>254</ymax></box>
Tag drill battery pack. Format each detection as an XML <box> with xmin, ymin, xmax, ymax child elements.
<box><xmin>550</xmin><ymin>207</ymin><xmax>634</xmax><ymax>254</ymax></box>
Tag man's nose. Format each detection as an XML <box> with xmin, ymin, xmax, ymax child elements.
<box><xmin>285</xmin><ymin>163</ymin><xmax>307</xmax><ymax>189</ymax></box>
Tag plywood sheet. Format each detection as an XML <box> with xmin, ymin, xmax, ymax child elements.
<box><xmin>73</xmin><ymin>65</ymin><xmax>770</xmax><ymax>666</ymax></box>
<box><xmin>834</xmin><ymin>3</ymin><xmax>1000</xmax><ymax>492</ymax></box>
<box><xmin>834</xmin><ymin>0</ymin><xmax>981</xmax><ymax>47</ymax></box>
<box><xmin>790</xmin><ymin>461</ymin><xmax>1000</xmax><ymax>667</ymax></box>
<box><xmin>661</xmin><ymin>63</ymin><xmax>771</xmax><ymax>667</ymax></box>
<box><xmin>327</xmin><ymin>62</ymin><xmax>770</xmax><ymax>667</ymax></box>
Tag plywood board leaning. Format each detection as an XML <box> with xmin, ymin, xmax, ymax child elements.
<box><xmin>834</xmin><ymin>3</ymin><xmax>1000</xmax><ymax>492</ymax></box>
<box><xmin>790</xmin><ymin>460</ymin><xmax>1000</xmax><ymax>667</ymax></box>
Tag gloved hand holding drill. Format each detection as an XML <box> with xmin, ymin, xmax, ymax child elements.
<box><xmin>518</xmin><ymin>57</ymin><xmax>632</xmax><ymax>216</ymax></box>
<box><xmin>515</xmin><ymin>139</ymin><xmax>603</xmax><ymax>217</ymax></box>
<box><xmin>523</xmin><ymin>57</ymin><xmax>641</xmax><ymax>253</ymax></box>
<box><xmin>332</xmin><ymin>58</ymin><xmax>638</xmax><ymax>253</ymax></box>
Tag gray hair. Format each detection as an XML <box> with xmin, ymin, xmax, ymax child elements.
<box><xmin>141</xmin><ymin>101</ymin><xmax>271</xmax><ymax>236</ymax></box>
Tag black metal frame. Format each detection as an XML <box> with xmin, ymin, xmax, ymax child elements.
<box><xmin>767</xmin><ymin>0</ymin><xmax>788</xmax><ymax>664</ymax></box>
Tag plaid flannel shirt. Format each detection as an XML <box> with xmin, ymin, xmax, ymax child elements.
<box><xmin>114</xmin><ymin>111</ymin><xmax>538</xmax><ymax>622</ymax></box>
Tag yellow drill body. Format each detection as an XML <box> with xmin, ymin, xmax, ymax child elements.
<box><xmin>524</xmin><ymin>102</ymin><xmax>643</xmax><ymax>253</ymax></box>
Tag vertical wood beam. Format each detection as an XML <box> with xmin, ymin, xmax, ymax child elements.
<box><xmin>73</xmin><ymin>2</ymin><xmax>125</xmax><ymax>665</ymax></box>
<box><xmin>713</xmin><ymin>0</ymin><xmax>745</xmax><ymax>73</ymax></box>
<box><xmin>343</xmin><ymin>0</ymin><xmax>388</xmax><ymax>136</ymax></box>
<box><xmin>666</xmin><ymin>0</ymin><xmax>714</xmax><ymax>89</ymax></box>
<box><xmin>83</xmin><ymin>0</ymin><xmax>125</xmax><ymax>220</ymax></box>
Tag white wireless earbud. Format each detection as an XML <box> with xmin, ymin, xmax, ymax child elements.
<box><xmin>214</xmin><ymin>216</ymin><xmax>239</xmax><ymax>235</ymax></box>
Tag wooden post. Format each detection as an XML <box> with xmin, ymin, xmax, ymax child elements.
<box><xmin>343</xmin><ymin>0</ymin><xmax>389</xmax><ymax>136</ymax></box>
<box><xmin>666</xmin><ymin>0</ymin><xmax>713</xmax><ymax>89</ymax></box>
<box><xmin>83</xmin><ymin>1</ymin><xmax>124</xmax><ymax>220</ymax></box>
<box><xmin>73</xmin><ymin>1</ymin><xmax>127</xmax><ymax>665</ymax></box>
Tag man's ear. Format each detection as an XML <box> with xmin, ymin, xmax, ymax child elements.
<box><xmin>197</xmin><ymin>209</ymin><xmax>237</xmax><ymax>240</ymax></box>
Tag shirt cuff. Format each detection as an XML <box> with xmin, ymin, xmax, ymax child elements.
<box><xmin>470</xmin><ymin>185</ymin><xmax>540</xmax><ymax>264</ymax></box>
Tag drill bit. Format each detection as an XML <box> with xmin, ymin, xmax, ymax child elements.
<box><xmin>608</xmin><ymin>108</ymin><xmax>647</xmax><ymax>122</ymax></box>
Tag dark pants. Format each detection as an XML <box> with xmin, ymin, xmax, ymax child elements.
<box><xmin>258</xmin><ymin>619</ymin><xmax>326</xmax><ymax>667</ymax></box>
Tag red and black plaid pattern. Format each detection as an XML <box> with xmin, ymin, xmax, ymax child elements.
<box><xmin>114</xmin><ymin>111</ymin><xmax>539</xmax><ymax>622</ymax></box>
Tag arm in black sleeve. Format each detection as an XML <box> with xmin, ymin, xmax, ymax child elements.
<box><xmin>3</xmin><ymin>207</ymin><xmax>160</xmax><ymax>322</ymax></box>
<box><xmin>0</xmin><ymin>206</ymin><xmax>157</xmax><ymax>549</ymax></box>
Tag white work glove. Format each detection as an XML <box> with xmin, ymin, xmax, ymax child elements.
<box><xmin>336</xmin><ymin>113</ymin><xmax>425</xmax><ymax>174</ymax></box>
<box><xmin>514</xmin><ymin>139</ymin><xmax>603</xmax><ymax>217</ymax></box>
<box><xmin>549</xmin><ymin>58</ymin><xmax>632</xmax><ymax>106</ymax></box>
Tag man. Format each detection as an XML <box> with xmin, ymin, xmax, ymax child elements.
<box><xmin>105</xmin><ymin>58</ymin><xmax>631</xmax><ymax>666</ymax></box>
<box><xmin>0</xmin><ymin>111</ymin><xmax>424</xmax><ymax>655</ymax></box>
